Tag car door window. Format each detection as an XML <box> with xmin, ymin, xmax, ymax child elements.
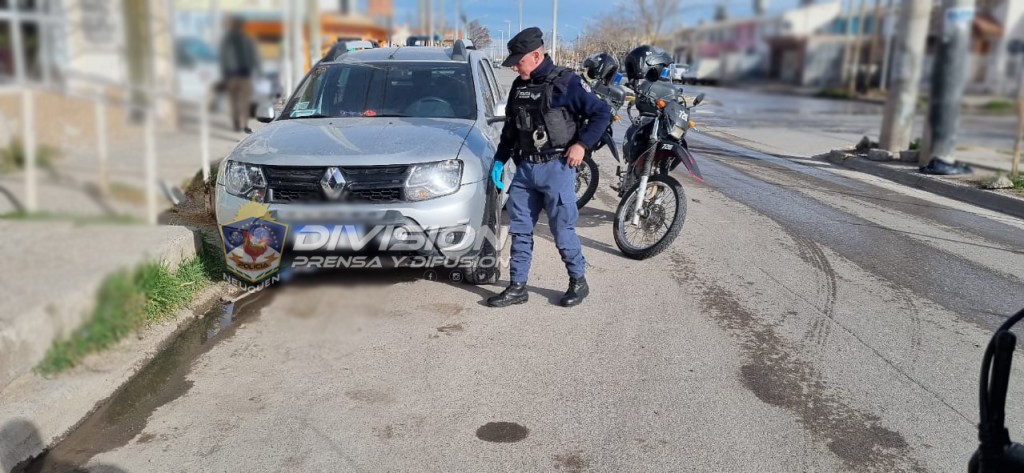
<box><xmin>480</xmin><ymin>59</ymin><xmax>503</xmax><ymax>101</ymax></box>
<box><xmin>476</xmin><ymin>61</ymin><xmax>496</xmax><ymax>117</ymax></box>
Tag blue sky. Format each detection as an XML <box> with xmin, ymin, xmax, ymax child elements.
<box><xmin>386</xmin><ymin>0</ymin><xmax>806</xmax><ymax>45</ymax></box>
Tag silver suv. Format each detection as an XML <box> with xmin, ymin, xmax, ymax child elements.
<box><xmin>215</xmin><ymin>41</ymin><xmax>512</xmax><ymax>284</ymax></box>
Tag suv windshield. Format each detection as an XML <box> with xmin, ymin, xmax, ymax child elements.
<box><xmin>282</xmin><ymin>61</ymin><xmax>476</xmax><ymax>120</ymax></box>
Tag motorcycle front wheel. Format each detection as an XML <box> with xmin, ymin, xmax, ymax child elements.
<box><xmin>612</xmin><ymin>173</ymin><xmax>687</xmax><ymax>260</ymax></box>
<box><xmin>575</xmin><ymin>153</ymin><xmax>600</xmax><ymax>209</ymax></box>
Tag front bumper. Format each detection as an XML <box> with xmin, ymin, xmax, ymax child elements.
<box><xmin>215</xmin><ymin>180</ymin><xmax>490</xmax><ymax>262</ymax></box>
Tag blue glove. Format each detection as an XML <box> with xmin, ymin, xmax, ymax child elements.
<box><xmin>491</xmin><ymin>161</ymin><xmax>504</xmax><ymax>190</ymax></box>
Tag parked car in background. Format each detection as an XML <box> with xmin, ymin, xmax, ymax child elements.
<box><xmin>667</xmin><ymin>63</ymin><xmax>688</xmax><ymax>84</ymax></box>
<box><xmin>175</xmin><ymin>37</ymin><xmax>219</xmax><ymax>103</ymax></box>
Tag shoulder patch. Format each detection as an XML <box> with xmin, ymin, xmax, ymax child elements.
<box><xmin>580</xmin><ymin>79</ymin><xmax>592</xmax><ymax>93</ymax></box>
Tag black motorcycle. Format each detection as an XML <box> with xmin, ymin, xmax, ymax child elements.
<box><xmin>610</xmin><ymin>79</ymin><xmax>705</xmax><ymax>260</ymax></box>
<box><xmin>575</xmin><ymin>81</ymin><xmax>627</xmax><ymax>209</ymax></box>
<box><xmin>969</xmin><ymin>307</ymin><xmax>1024</xmax><ymax>472</ymax></box>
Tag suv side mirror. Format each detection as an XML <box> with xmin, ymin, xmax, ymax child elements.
<box><xmin>487</xmin><ymin>101</ymin><xmax>507</xmax><ymax>125</ymax></box>
<box><xmin>255</xmin><ymin>102</ymin><xmax>276</xmax><ymax>123</ymax></box>
<box><xmin>693</xmin><ymin>93</ymin><xmax>705</xmax><ymax>107</ymax></box>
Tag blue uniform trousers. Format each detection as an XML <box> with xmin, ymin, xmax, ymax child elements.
<box><xmin>506</xmin><ymin>157</ymin><xmax>586</xmax><ymax>284</ymax></box>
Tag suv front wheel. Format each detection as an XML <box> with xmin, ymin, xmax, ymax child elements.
<box><xmin>462</xmin><ymin>183</ymin><xmax>502</xmax><ymax>285</ymax></box>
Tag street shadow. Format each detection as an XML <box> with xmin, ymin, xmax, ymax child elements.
<box><xmin>576</xmin><ymin>206</ymin><xmax>615</xmax><ymax>228</ymax></box>
<box><xmin>0</xmin><ymin>183</ymin><xmax>25</xmax><ymax>212</ymax></box>
<box><xmin>534</xmin><ymin>222</ymin><xmax>621</xmax><ymax>258</ymax></box>
<box><xmin>2</xmin><ymin>418</ymin><xmax>129</xmax><ymax>473</ymax></box>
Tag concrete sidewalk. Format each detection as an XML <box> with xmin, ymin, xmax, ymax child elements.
<box><xmin>0</xmin><ymin>112</ymin><xmax>248</xmax><ymax>469</ymax></box>
<box><xmin>703</xmin><ymin>126</ymin><xmax>1024</xmax><ymax>219</ymax></box>
<box><xmin>0</xmin><ymin>220</ymin><xmax>204</xmax><ymax>391</ymax></box>
<box><xmin>706</xmin><ymin>126</ymin><xmax>1019</xmax><ymax>174</ymax></box>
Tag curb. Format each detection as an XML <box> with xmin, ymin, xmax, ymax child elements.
<box><xmin>0</xmin><ymin>226</ymin><xmax>204</xmax><ymax>392</ymax></box>
<box><xmin>821</xmin><ymin>152</ymin><xmax>1024</xmax><ymax>220</ymax></box>
<box><xmin>0</xmin><ymin>283</ymin><xmax>234</xmax><ymax>471</ymax></box>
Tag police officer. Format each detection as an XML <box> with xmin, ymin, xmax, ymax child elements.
<box><xmin>486</xmin><ymin>27</ymin><xmax>611</xmax><ymax>308</ymax></box>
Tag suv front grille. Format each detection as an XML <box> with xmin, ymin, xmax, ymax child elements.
<box><xmin>264</xmin><ymin>165</ymin><xmax>409</xmax><ymax>204</ymax></box>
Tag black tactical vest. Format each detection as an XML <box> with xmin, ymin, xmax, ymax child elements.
<box><xmin>509</xmin><ymin>67</ymin><xmax>578</xmax><ymax>155</ymax></box>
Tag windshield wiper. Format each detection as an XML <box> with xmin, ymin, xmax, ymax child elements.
<box><xmin>285</xmin><ymin>113</ymin><xmax>333</xmax><ymax>120</ymax></box>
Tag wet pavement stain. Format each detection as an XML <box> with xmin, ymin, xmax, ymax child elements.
<box><xmin>344</xmin><ymin>389</ymin><xmax>391</xmax><ymax>404</ymax></box>
<box><xmin>475</xmin><ymin>422</ymin><xmax>529</xmax><ymax>443</ymax></box>
<box><xmin>668</xmin><ymin>254</ymin><xmax>923</xmax><ymax>470</ymax></box>
<box><xmin>421</xmin><ymin>303</ymin><xmax>465</xmax><ymax>317</ymax></box>
<box><xmin>552</xmin><ymin>450</ymin><xmax>589</xmax><ymax>472</ymax></box>
<box><xmin>16</xmin><ymin>290</ymin><xmax>274</xmax><ymax>473</ymax></box>
<box><xmin>436</xmin><ymin>323</ymin><xmax>464</xmax><ymax>335</ymax></box>
<box><xmin>699</xmin><ymin>281</ymin><xmax>921</xmax><ymax>471</ymax></box>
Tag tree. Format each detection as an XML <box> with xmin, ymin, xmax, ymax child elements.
<box><xmin>465</xmin><ymin>20</ymin><xmax>492</xmax><ymax>50</ymax></box>
<box><xmin>635</xmin><ymin>0</ymin><xmax>681</xmax><ymax>44</ymax></box>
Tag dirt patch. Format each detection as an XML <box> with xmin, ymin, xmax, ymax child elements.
<box><xmin>552</xmin><ymin>450</ymin><xmax>589</xmax><ymax>472</ymax></box>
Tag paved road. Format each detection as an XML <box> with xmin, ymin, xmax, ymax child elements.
<box><xmin>27</xmin><ymin>74</ymin><xmax>1024</xmax><ymax>473</ymax></box>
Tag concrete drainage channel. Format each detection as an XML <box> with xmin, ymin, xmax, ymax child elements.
<box><xmin>13</xmin><ymin>290</ymin><xmax>274</xmax><ymax>473</ymax></box>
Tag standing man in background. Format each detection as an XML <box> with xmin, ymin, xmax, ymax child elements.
<box><xmin>219</xmin><ymin>16</ymin><xmax>261</xmax><ymax>133</ymax></box>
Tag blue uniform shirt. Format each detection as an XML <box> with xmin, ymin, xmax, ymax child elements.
<box><xmin>494</xmin><ymin>55</ymin><xmax>612</xmax><ymax>164</ymax></box>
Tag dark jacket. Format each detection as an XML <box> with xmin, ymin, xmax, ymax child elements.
<box><xmin>220</xmin><ymin>30</ymin><xmax>262</xmax><ymax>78</ymax></box>
<box><xmin>494</xmin><ymin>55</ymin><xmax>612</xmax><ymax>164</ymax></box>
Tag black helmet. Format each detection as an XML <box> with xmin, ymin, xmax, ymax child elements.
<box><xmin>624</xmin><ymin>45</ymin><xmax>672</xmax><ymax>82</ymax></box>
<box><xmin>582</xmin><ymin>53</ymin><xmax>619</xmax><ymax>85</ymax></box>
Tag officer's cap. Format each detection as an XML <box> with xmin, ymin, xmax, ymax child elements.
<box><xmin>502</xmin><ymin>27</ymin><xmax>544</xmax><ymax>67</ymax></box>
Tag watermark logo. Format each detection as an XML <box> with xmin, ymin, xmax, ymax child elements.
<box><xmin>219</xmin><ymin>202</ymin><xmax>289</xmax><ymax>287</ymax></box>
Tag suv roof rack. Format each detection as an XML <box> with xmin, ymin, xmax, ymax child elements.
<box><xmin>451</xmin><ymin>39</ymin><xmax>470</xmax><ymax>61</ymax></box>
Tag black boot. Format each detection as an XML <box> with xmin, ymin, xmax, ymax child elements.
<box><xmin>560</xmin><ymin>277</ymin><xmax>589</xmax><ymax>307</ymax></box>
<box><xmin>487</xmin><ymin>282</ymin><xmax>528</xmax><ymax>307</ymax></box>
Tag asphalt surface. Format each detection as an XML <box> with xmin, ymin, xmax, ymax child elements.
<box><xmin>26</xmin><ymin>73</ymin><xmax>1024</xmax><ymax>473</ymax></box>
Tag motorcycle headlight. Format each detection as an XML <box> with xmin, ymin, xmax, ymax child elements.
<box><xmin>669</xmin><ymin>123</ymin><xmax>687</xmax><ymax>140</ymax></box>
<box><xmin>223</xmin><ymin>160</ymin><xmax>267</xmax><ymax>201</ymax></box>
<box><xmin>405</xmin><ymin>159</ymin><xmax>463</xmax><ymax>202</ymax></box>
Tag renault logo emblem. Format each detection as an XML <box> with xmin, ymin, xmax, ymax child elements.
<box><xmin>320</xmin><ymin>167</ymin><xmax>347</xmax><ymax>200</ymax></box>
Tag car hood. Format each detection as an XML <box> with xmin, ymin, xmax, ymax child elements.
<box><xmin>229</xmin><ymin>117</ymin><xmax>475</xmax><ymax>166</ymax></box>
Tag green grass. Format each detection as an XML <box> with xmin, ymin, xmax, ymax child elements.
<box><xmin>1014</xmin><ymin>176</ymin><xmax>1024</xmax><ymax>190</ymax></box>
<box><xmin>36</xmin><ymin>241</ymin><xmax>225</xmax><ymax>375</ymax></box>
<box><xmin>0</xmin><ymin>139</ymin><xmax>58</xmax><ymax>174</ymax></box>
<box><xmin>0</xmin><ymin>211</ymin><xmax>141</xmax><ymax>225</ymax></box>
<box><xmin>909</xmin><ymin>138</ymin><xmax>922</xmax><ymax>151</ymax></box>
<box><xmin>816</xmin><ymin>88</ymin><xmax>853</xmax><ymax>100</ymax></box>
<box><xmin>982</xmin><ymin>100</ymin><xmax>1015</xmax><ymax>113</ymax></box>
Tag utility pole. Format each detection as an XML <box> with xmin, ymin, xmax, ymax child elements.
<box><xmin>519</xmin><ymin>0</ymin><xmax>523</xmax><ymax>32</ymax></box>
<box><xmin>1007</xmin><ymin>40</ymin><xmax>1024</xmax><ymax>178</ymax></box>
<box><xmin>920</xmin><ymin>0</ymin><xmax>974</xmax><ymax>169</ymax></box>
<box><xmin>868</xmin><ymin>0</ymin><xmax>882</xmax><ymax>89</ymax></box>
<box><xmin>842</xmin><ymin>0</ymin><xmax>855</xmax><ymax>87</ymax></box>
<box><xmin>308</xmin><ymin>0</ymin><xmax>321</xmax><ymax>69</ymax></box>
<box><xmin>427</xmin><ymin>0</ymin><xmax>434</xmax><ymax>45</ymax></box>
<box><xmin>879</xmin><ymin>0</ymin><xmax>896</xmax><ymax>92</ymax></box>
<box><xmin>282</xmin><ymin>0</ymin><xmax>293</xmax><ymax>94</ymax></box>
<box><xmin>847</xmin><ymin>0</ymin><xmax>868</xmax><ymax>94</ymax></box>
<box><xmin>291</xmin><ymin>1</ymin><xmax>304</xmax><ymax>88</ymax></box>
<box><xmin>552</xmin><ymin>0</ymin><xmax>558</xmax><ymax>64</ymax></box>
<box><xmin>879</xmin><ymin>0</ymin><xmax>930</xmax><ymax>153</ymax></box>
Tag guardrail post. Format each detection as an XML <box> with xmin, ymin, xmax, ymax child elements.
<box><xmin>95</xmin><ymin>84</ymin><xmax>110</xmax><ymax>196</ymax></box>
<box><xmin>22</xmin><ymin>87</ymin><xmax>37</xmax><ymax>212</ymax></box>
<box><xmin>144</xmin><ymin>100</ymin><xmax>158</xmax><ymax>225</ymax></box>
<box><xmin>200</xmin><ymin>91</ymin><xmax>211</xmax><ymax>183</ymax></box>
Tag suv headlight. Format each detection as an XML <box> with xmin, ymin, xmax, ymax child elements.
<box><xmin>405</xmin><ymin>160</ymin><xmax>463</xmax><ymax>201</ymax></box>
<box><xmin>223</xmin><ymin>160</ymin><xmax>267</xmax><ymax>201</ymax></box>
